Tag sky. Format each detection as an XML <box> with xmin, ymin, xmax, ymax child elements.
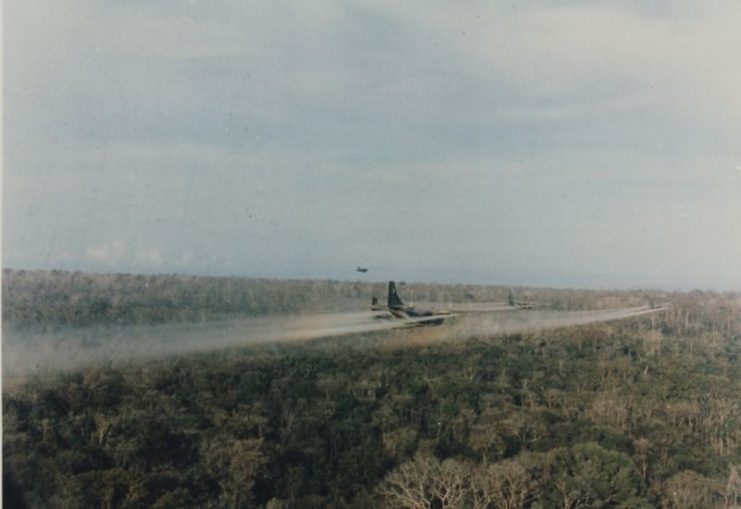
<box><xmin>4</xmin><ymin>1</ymin><xmax>741</xmax><ymax>290</ymax></box>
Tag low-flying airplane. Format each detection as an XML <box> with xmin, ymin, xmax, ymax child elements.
<box><xmin>371</xmin><ymin>281</ymin><xmax>516</xmax><ymax>327</ymax></box>
<box><xmin>372</xmin><ymin>281</ymin><xmax>455</xmax><ymax>325</ymax></box>
<box><xmin>366</xmin><ymin>281</ymin><xmax>669</xmax><ymax>333</ymax></box>
<box><xmin>508</xmin><ymin>290</ymin><xmax>535</xmax><ymax>309</ymax></box>
<box><xmin>356</xmin><ymin>266</ymin><xmax>369</xmax><ymax>273</ymax></box>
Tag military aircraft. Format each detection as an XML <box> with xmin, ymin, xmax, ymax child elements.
<box><xmin>508</xmin><ymin>290</ymin><xmax>536</xmax><ymax>309</ymax></box>
<box><xmin>356</xmin><ymin>266</ymin><xmax>369</xmax><ymax>273</ymax></box>
<box><xmin>368</xmin><ymin>281</ymin><xmax>668</xmax><ymax>331</ymax></box>
<box><xmin>371</xmin><ymin>281</ymin><xmax>515</xmax><ymax>327</ymax></box>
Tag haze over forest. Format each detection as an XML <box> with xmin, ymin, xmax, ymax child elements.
<box><xmin>3</xmin><ymin>270</ymin><xmax>740</xmax><ymax>507</ymax></box>
<box><xmin>4</xmin><ymin>1</ymin><xmax>741</xmax><ymax>290</ymax></box>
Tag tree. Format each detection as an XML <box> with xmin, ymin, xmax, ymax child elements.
<box><xmin>471</xmin><ymin>458</ymin><xmax>539</xmax><ymax>509</ymax></box>
<box><xmin>726</xmin><ymin>464</ymin><xmax>741</xmax><ymax>508</ymax></box>
<box><xmin>537</xmin><ymin>444</ymin><xmax>649</xmax><ymax>509</ymax></box>
<box><xmin>377</xmin><ymin>453</ymin><xmax>469</xmax><ymax>509</ymax></box>
<box><xmin>661</xmin><ymin>470</ymin><xmax>712</xmax><ymax>509</ymax></box>
<box><xmin>201</xmin><ymin>437</ymin><xmax>267</xmax><ymax>509</ymax></box>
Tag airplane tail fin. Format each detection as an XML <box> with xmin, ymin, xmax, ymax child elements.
<box><xmin>388</xmin><ymin>281</ymin><xmax>404</xmax><ymax>308</ymax></box>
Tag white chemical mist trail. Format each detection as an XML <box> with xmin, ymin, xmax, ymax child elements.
<box><xmin>445</xmin><ymin>306</ymin><xmax>665</xmax><ymax>338</ymax></box>
<box><xmin>3</xmin><ymin>306</ymin><xmax>664</xmax><ymax>377</ymax></box>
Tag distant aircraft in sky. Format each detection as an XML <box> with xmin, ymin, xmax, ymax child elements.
<box><xmin>356</xmin><ymin>266</ymin><xmax>369</xmax><ymax>273</ymax></box>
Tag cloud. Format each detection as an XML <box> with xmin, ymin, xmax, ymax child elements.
<box><xmin>373</xmin><ymin>1</ymin><xmax>741</xmax><ymax>129</ymax></box>
<box><xmin>7</xmin><ymin>0</ymin><xmax>740</xmax><ymax>157</ymax></box>
<box><xmin>86</xmin><ymin>241</ymin><xmax>126</xmax><ymax>265</ymax></box>
<box><xmin>135</xmin><ymin>247</ymin><xmax>165</xmax><ymax>266</ymax></box>
<box><xmin>4</xmin><ymin>0</ymin><xmax>741</xmax><ymax>289</ymax></box>
<box><xmin>85</xmin><ymin>240</ymin><xmax>165</xmax><ymax>269</ymax></box>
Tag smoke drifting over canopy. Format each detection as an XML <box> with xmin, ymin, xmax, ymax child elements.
<box><xmin>4</xmin><ymin>306</ymin><xmax>662</xmax><ymax>377</ymax></box>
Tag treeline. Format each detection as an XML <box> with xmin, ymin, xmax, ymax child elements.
<box><xmin>3</xmin><ymin>269</ymin><xmax>379</xmax><ymax>328</ymax></box>
<box><xmin>3</xmin><ymin>270</ymin><xmax>741</xmax><ymax>507</ymax></box>
<box><xmin>3</xmin><ymin>280</ymin><xmax>741</xmax><ymax>508</ymax></box>
<box><xmin>1</xmin><ymin>269</ymin><xmax>683</xmax><ymax>330</ymax></box>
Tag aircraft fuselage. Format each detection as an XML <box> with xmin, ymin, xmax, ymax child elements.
<box><xmin>388</xmin><ymin>305</ymin><xmax>450</xmax><ymax>325</ymax></box>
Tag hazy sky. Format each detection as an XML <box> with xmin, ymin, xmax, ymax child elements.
<box><xmin>4</xmin><ymin>1</ymin><xmax>741</xmax><ymax>290</ymax></box>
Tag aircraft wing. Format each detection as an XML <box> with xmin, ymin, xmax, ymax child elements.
<box><xmin>369</xmin><ymin>311</ymin><xmax>459</xmax><ymax>326</ymax></box>
<box><xmin>446</xmin><ymin>303</ymin><xmax>516</xmax><ymax>313</ymax></box>
<box><xmin>410</xmin><ymin>302</ymin><xmax>516</xmax><ymax>313</ymax></box>
<box><xmin>401</xmin><ymin>313</ymin><xmax>460</xmax><ymax>325</ymax></box>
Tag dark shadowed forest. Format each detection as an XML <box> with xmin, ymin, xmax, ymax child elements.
<box><xmin>3</xmin><ymin>270</ymin><xmax>741</xmax><ymax>508</ymax></box>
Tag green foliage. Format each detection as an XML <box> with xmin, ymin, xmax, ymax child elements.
<box><xmin>538</xmin><ymin>443</ymin><xmax>646</xmax><ymax>508</ymax></box>
<box><xmin>3</xmin><ymin>270</ymin><xmax>741</xmax><ymax>507</ymax></box>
